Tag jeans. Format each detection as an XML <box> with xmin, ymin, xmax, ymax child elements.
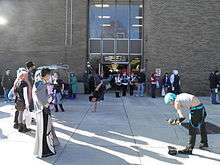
<box><xmin>137</xmin><ymin>83</ymin><xmax>145</xmax><ymax>96</ymax></box>
<box><xmin>3</xmin><ymin>89</ymin><xmax>10</xmax><ymax>102</ymax></box>
<box><xmin>8</xmin><ymin>88</ymin><xmax>14</xmax><ymax>100</ymax></box>
<box><xmin>210</xmin><ymin>88</ymin><xmax>218</xmax><ymax>104</ymax></box>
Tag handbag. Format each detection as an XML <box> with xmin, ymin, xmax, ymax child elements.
<box><xmin>15</xmin><ymin>98</ymin><xmax>25</xmax><ymax>111</ymax></box>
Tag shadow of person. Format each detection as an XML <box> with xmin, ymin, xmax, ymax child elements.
<box><xmin>193</xmin><ymin>153</ymin><xmax>220</xmax><ymax>162</ymax></box>
<box><xmin>0</xmin><ymin>128</ymin><xmax>7</xmax><ymax>139</ymax></box>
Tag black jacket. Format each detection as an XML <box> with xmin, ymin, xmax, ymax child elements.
<box><xmin>1</xmin><ymin>74</ymin><xmax>13</xmax><ymax>89</ymax></box>
<box><xmin>209</xmin><ymin>73</ymin><xmax>219</xmax><ymax>89</ymax></box>
<box><xmin>137</xmin><ymin>72</ymin><xmax>146</xmax><ymax>83</ymax></box>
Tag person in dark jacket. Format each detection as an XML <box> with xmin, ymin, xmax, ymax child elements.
<box><xmin>136</xmin><ymin>69</ymin><xmax>146</xmax><ymax>97</ymax></box>
<box><xmin>121</xmin><ymin>73</ymin><xmax>129</xmax><ymax>96</ymax></box>
<box><xmin>162</xmin><ymin>72</ymin><xmax>171</xmax><ymax>94</ymax></box>
<box><xmin>209</xmin><ymin>70</ymin><xmax>220</xmax><ymax>104</ymax></box>
<box><xmin>1</xmin><ymin>69</ymin><xmax>14</xmax><ymax>103</ymax></box>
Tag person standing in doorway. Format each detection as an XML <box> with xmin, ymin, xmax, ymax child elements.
<box><xmin>1</xmin><ymin>69</ymin><xmax>13</xmax><ymax>103</ymax></box>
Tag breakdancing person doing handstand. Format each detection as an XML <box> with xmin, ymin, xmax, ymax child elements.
<box><xmin>89</xmin><ymin>81</ymin><xmax>106</xmax><ymax>112</ymax></box>
<box><xmin>164</xmin><ymin>92</ymin><xmax>209</xmax><ymax>154</ymax></box>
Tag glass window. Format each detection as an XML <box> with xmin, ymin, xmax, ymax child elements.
<box><xmin>89</xmin><ymin>1</ymin><xmax>103</xmax><ymax>38</ymax></box>
<box><xmin>130</xmin><ymin>0</ymin><xmax>143</xmax><ymax>39</ymax></box>
<box><xmin>130</xmin><ymin>39</ymin><xmax>141</xmax><ymax>54</ymax></box>
<box><xmin>90</xmin><ymin>39</ymin><xmax>101</xmax><ymax>53</ymax></box>
<box><xmin>115</xmin><ymin>1</ymin><xmax>129</xmax><ymax>39</ymax></box>
<box><xmin>116</xmin><ymin>39</ymin><xmax>128</xmax><ymax>54</ymax></box>
<box><xmin>103</xmin><ymin>39</ymin><xmax>114</xmax><ymax>53</ymax></box>
<box><xmin>102</xmin><ymin>0</ymin><xmax>115</xmax><ymax>38</ymax></box>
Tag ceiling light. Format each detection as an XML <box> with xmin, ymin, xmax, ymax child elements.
<box><xmin>135</xmin><ymin>16</ymin><xmax>143</xmax><ymax>19</ymax></box>
<box><xmin>98</xmin><ymin>16</ymin><xmax>111</xmax><ymax>19</ymax></box>
<box><xmin>132</xmin><ymin>24</ymin><xmax>142</xmax><ymax>27</ymax></box>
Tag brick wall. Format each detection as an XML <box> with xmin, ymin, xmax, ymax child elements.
<box><xmin>144</xmin><ymin>0</ymin><xmax>220</xmax><ymax>95</ymax></box>
<box><xmin>0</xmin><ymin>0</ymin><xmax>87</xmax><ymax>80</ymax></box>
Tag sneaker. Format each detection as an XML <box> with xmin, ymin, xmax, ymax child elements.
<box><xmin>178</xmin><ymin>147</ymin><xmax>193</xmax><ymax>154</ymax></box>
<box><xmin>199</xmin><ymin>143</ymin><xmax>209</xmax><ymax>149</ymax></box>
<box><xmin>13</xmin><ymin>123</ymin><xmax>18</xmax><ymax>129</ymax></box>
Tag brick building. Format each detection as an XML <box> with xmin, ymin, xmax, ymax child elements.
<box><xmin>0</xmin><ymin>0</ymin><xmax>219</xmax><ymax>95</ymax></box>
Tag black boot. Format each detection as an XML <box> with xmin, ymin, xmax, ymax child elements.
<box><xmin>18</xmin><ymin>123</ymin><xmax>23</xmax><ymax>132</ymax></box>
<box><xmin>13</xmin><ymin>123</ymin><xmax>18</xmax><ymax>129</ymax></box>
<box><xmin>59</xmin><ymin>104</ymin><xmax>65</xmax><ymax>112</ymax></box>
<box><xmin>22</xmin><ymin>124</ymin><xmax>31</xmax><ymax>133</ymax></box>
<box><xmin>54</xmin><ymin>104</ymin><xmax>59</xmax><ymax>112</ymax></box>
<box><xmin>178</xmin><ymin>147</ymin><xmax>193</xmax><ymax>154</ymax></box>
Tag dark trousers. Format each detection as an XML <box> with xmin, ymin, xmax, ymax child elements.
<box><xmin>130</xmin><ymin>85</ymin><xmax>135</xmax><ymax>96</ymax></box>
<box><xmin>188</xmin><ymin>108</ymin><xmax>208</xmax><ymax>149</ymax></box>
<box><xmin>115</xmin><ymin>85</ymin><xmax>121</xmax><ymax>98</ymax></box>
<box><xmin>188</xmin><ymin>122</ymin><xmax>208</xmax><ymax>149</ymax></box>
<box><xmin>42</xmin><ymin>109</ymin><xmax>54</xmax><ymax>157</ymax></box>
<box><xmin>151</xmin><ymin>84</ymin><xmax>156</xmax><ymax>98</ymax></box>
<box><xmin>122</xmin><ymin>85</ymin><xmax>127</xmax><ymax>96</ymax></box>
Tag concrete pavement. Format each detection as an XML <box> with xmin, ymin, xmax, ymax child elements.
<box><xmin>0</xmin><ymin>94</ymin><xmax>220</xmax><ymax>165</ymax></box>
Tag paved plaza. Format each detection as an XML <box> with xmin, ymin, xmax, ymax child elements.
<box><xmin>0</xmin><ymin>94</ymin><xmax>220</xmax><ymax>165</ymax></box>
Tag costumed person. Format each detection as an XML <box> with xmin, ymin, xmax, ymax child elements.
<box><xmin>33</xmin><ymin>68</ymin><xmax>59</xmax><ymax>158</ymax></box>
<box><xmin>121</xmin><ymin>73</ymin><xmax>129</xmax><ymax>96</ymax></box>
<box><xmin>1</xmin><ymin>69</ymin><xmax>13</xmax><ymax>103</ymax></box>
<box><xmin>161</xmin><ymin>72</ymin><xmax>171</xmax><ymax>95</ymax></box>
<box><xmin>89</xmin><ymin>81</ymin><xmax>106</xmax><ymax>112</ymax></box>
<box><xmin>52</xmin><ymin>72</ymin><xmax>65</xmax><ymax>112</ymax></box>
<box><xmin>164</xmin><ymin>93</ymin><xmax>208</xmax><ymax>154</ymax></box>
<box><xmin>170</xmin><ymin>70</ymin><xmax>181</xmax><ymax>94</ymax></box>
<box><xmin>14</xmin><ymin>71</ymin><xmax>31</xmax><ymax>132</ymax></box>
<box><xmin>129</xmin><ymin>73</ymin><xmax>136</xmax><ymax>96</ymax></box>
<box><xmin>115</xmin><ymin>73</ymin><xmax>121</xmax><ymax>98</ymax></box>
<box><xmin>69</xmin><ymin>72</ymin><xmax>78</xmax><ymax>99</ymax></box>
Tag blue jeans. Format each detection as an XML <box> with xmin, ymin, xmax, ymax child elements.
<box><xmin>210</xmin><ymin>88</ymin><xmax>218</xmax><ymax>104</ymax></box>
<box><xmin>137</xmin><ymin>83</ymin><xmax>145</xmax><ymax>96</ymax></box>
<box><xmin>3</xmin><ymin>89</ymin><xmax>10</xmax><ymax>102</ymax></box>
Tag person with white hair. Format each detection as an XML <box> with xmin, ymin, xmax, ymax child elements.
<box><xmin>170</xmin><ymin>70</ymin><xmax>181</xmax><ymax>94</ymax></box>
<box><xmin>13</xmin><ymin>71</ymin><xmax>31</xmax><ymax>132</ymax></box>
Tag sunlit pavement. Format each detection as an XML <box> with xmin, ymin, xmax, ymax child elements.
<box><xmin>0</xmin><ymin>94</ymin><xmax>220</xmax><ymax>165</ymax></box>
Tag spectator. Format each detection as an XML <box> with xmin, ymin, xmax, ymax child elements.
<box><xmin>1</xmin><ymin>69</ymin><xmax>13</xmax><ymax>103</ymax></box>
<box><xmin>121</xmin><ymin>73</ymin><xmax>129</xmax><ymax>96</ymax></box>
<box><xmin>209</xmin><ymin>70</ymin><xmax>220</xmax><ymax>104</ymax></box>
<box><xmin>52</xmin><ymin>72</ymin><xmax>65</xmax><ymax>112</ymax></box>
<box><xmin>170</xmin><ymin>70</ymin><xmax>181</xmax><ymax>94</ymax></box>
<box><xmin>161</xmin><ymin>72</ymin><xmax>171</xmax><ymax>94</ymax></box>
<box><xmin>150</xmin><ymin>73</ymin><xmax>157</xmax><ymax>98</ymax></box>
<box><xmin>129</xmin><ymin>73</ymin><xmax>136</xmax><ymax>96</ymax></box>
<box><xmin>115</xmin><ymin>73</ymin><xmax>122</xmax><ymax>98</ymax></box>
<box><xmin>33</xmin><ymin>68</ymin><xmax>57</xmax><ymax>158</ymax></box>
<box><xmin>136</xmin><ymin>69</ymin><xmax>146</xmax><ymax>97</ymax></box>
<box><xmin>69</xmin><ymin>73</ymin><xmax>78</xmax><ymax>99</ymax></box>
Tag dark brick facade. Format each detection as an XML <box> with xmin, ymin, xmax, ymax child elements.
<box><xmin>144</xmin><ymin>0</ymin><xmax>220</xmax><ymax>95</ymax></box>
<box><xmin>0</xmin><ymin>0</ymin><xmax>219</xmax><ymax>95</ymax></box>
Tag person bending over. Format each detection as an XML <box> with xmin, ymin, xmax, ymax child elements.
<box><xmin>164</xmin><ymin>92</ymin><xmax>208</xmax><ymax>154</ymax></box>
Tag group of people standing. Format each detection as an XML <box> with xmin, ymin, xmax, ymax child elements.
<box><xmin>150</xmin><ymin>70</ymin><xmax>181</xmax><ymax>98</ymax></box>
<box><xmin>1</xmin><ymin>61</ymin><xmax>70</xmax><ymax>158</ymax></box>
<box><xmin>114</xmin><ymin>69</ymin><xmax>146</xmax><ymax>98</ymax></box>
